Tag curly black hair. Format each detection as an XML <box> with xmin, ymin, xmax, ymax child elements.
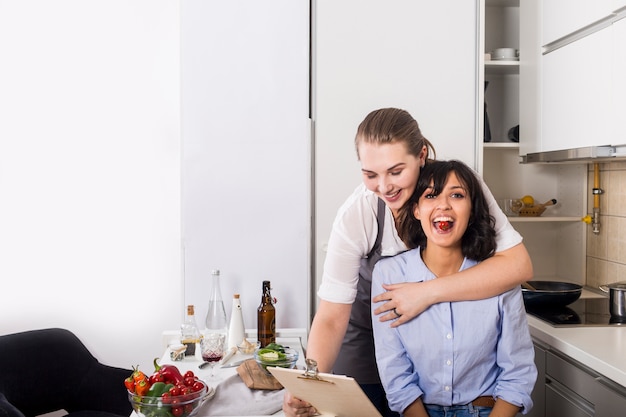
<box><xmin>396</xmin><ymin>160</ymin><xmax>496</xmax><ymax>261</ymax></box>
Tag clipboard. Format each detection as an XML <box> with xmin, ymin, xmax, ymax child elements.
<box><xmin>268</xmin><ymin>359</ymin><xmax>383</xmax><ymax>417</ymax></box>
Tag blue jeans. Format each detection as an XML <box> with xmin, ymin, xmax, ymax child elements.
<box><xmin>424</xmin><ymin>404</ymin><xmax>493</xmax><ymax>417</ymax></box>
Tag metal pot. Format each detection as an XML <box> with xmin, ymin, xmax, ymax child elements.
<box><xmin>599</xmin><ymin>281</ymin><xmax>626</xmax><ymax>317</ymax></box>
<box><xmin>521</xmin><ymin>281</ymin><xmax>582</xmax><ymax>306</ymax></box>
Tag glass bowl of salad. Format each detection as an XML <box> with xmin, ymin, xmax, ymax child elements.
<box><xmin>254</xmin><ymin>343</ymin><xmax>299</xmax><ymax>373</ymax></box>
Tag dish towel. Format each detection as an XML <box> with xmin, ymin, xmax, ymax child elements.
<box><xmin>197</xmin><ymin>374</ymin><xmax>284</xmax><ymax>416</ymax></box>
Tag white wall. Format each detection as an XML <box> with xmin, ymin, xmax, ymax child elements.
<box><xmin>0</xmin><ymin>0</ymin><xmax>181</xmax><ymax>373</ymax></box>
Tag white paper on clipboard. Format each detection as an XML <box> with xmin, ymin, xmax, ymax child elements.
<box><xmin>268</xmin><ymin>366</ymin><xmax>383</xmax><ymax>417</ymax></box>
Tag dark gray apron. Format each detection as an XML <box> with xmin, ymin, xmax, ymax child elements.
<box><xmin>333</xmin><ymin>198</ymin><xmax>386</xmax><ymax>384</ymax></box>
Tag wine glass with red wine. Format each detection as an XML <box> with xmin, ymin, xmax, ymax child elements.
<box><xmin>201</xmin><ymin>332</ymin><xmax>225</xmax><ymax>378</ymax></box>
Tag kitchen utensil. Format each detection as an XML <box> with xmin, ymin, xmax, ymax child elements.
<box><xmin>220</xmin><ymin>346</ymin><xmax>237</xmax><ymax>365</ymax></box>
<box><xmin>219</xmin><ymin>358</ymin><xmax>248</xmax><ymax>369</ymax></box>
<box><xmin>491</xmin><ymin>47</ymin><xmax>518</xmax><ymax>60</ymax></box>
<box><xmin>521</xmin><ymin>281</ymin><xmax>582</xmax><ymax>306</ymax></box>
<box><xmin>518</xmin><ymin>199</ymin><xmax>557</xmax><ymax>217</ymax></box>
<box><xmin>599</xmin><ymin>281</ymin><xmax>626</xmax><ymax>317</ymax></box>
<box><xmin>508</xmin><ymin>125</ymin><xmax>519</xmax><ymax>142</ymax></box>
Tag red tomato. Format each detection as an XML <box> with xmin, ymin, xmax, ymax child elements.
<box><xmin>183</xmin><ymin>370</ymin><xmax>195</xmax><ymax>379</ymax></box>
<box><xmin>171</xmin><ymin>406</ymin><xmax>183</xmax><ymax>417</ymax></box>
<box><xmin>184</xmin><ymin>404</ymin><xmax>194</xmax><ymax>414</ymax></box>
<box><xmin>161</xmin><ymin>392</ymin><xmax>172</xmax><ymax>404</ymax></box>
<box><xmin>182</xmin><ymin>387</ymin><xmax>193</xmax><ymax>401</ymax></box>
<box><xmin>191</xmin><ymin>380</ymin><xmax>205</xmax><ymax>392</ymax></box>
<box><xmin>184</xmin><ymin>376</ymin><xmax>195</xmax><ymax>386</ymax></box>
<box><xmin>169</xmin><ymin>386</ymin><xmax>181</xmax><ymax>397</ymax></box>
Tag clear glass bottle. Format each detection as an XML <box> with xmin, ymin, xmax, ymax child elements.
<box><xmin>228</xmin><ymin>293</ymin><xmax>246</xmax><ymax>350</ymax></box>
<box><xmin>205</xmin><ymin>269</ymin><xmax>228</xmax><ymax>335</ymax></box>
<box><xmin>257</xmin><ymin>280</ymin><xmax>276</xmax><ymax>347</ymax></box>
<box><xmin>181</xmin><ymin>304</ymin><xmax>200</xmax><ymax>356</ymax></box>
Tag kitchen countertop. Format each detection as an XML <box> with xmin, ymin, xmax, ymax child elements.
<box><xmin>527</xmin><ymin>288</ymin><xmax>626</xmax><ymax>387</ymax></box>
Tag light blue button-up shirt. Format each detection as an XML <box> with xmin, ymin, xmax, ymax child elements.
<box><xmin>371</xmin><ymin>248</ymin><xmax>537</xmax><ymax>414</ymax></box>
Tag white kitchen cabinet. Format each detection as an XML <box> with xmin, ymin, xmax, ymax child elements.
<box><xmin>481</xmin><ymin>0</ymin><xmax>588</xmax><ymax>284</ymax></box>
<box><xmin>542</xmin><ymin>26</ymin><xmax>613</xmax><ymax>153</ymax></box>
<box><xmin>613</xmin><ymin>16</ymin><xmax>626</xmax><ymax>146</ymax></box>
<box><xmin>181</xmin><ymin>0</ymin><xmax>311</xmax><ymax>329</ymax></box>
<box><xmin>314</xmin><ymin>1</ymin><xmax>479</xmax><ymax>290</ymax></box>
<box><xmin>542</xmin><ymin>0</ymin><xmax>616</xmax><ymax>45</ymax></box>
<box><xmin>531</xmin><ymin>5</ymin><xmax>626</xmax><ymax>156</ymax></box>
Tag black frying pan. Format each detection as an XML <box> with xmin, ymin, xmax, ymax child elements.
<box><xmin>521</xmin><ymin>281</ymin><xmax>583</xmax><ymax>306</ymax></box>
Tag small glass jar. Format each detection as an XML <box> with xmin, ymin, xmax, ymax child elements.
<box><xmin>169</xmin><ymin>341</ymin><xmax>186</xmax><ymax>361</ymax></box>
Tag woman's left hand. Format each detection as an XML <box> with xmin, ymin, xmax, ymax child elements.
<box><xmin>372</xmin><ymin>281</ymin><xmax>436</xmax><ymax>327</ymax></box>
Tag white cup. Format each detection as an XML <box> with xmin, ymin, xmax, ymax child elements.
<box><xmin>491</xmin><ymin>48</ymin><xmax>518</xmax><ymax>60</ymax></box>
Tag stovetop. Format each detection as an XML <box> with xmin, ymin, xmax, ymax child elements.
<box><xmin>525</xmin><ymin>297</ymin><xmax>626</xmax><ymax>327</ymax></box>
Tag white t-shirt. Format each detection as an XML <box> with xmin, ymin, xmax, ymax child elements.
<box><xmin>318</xmin><ymin>180</ymin><xmax>523</xmax><ymax>304</ymax></box>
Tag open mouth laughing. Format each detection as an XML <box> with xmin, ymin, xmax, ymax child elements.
<box><xmin>434</xmin><ymin>216</ymin><xmax>454</xmax><ymax>232</ymax></box>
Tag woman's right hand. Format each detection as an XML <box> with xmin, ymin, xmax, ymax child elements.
<box><xmin>283</xmin><ymin>390</ymin><xmax>317</xmax><ymax>416</ymax></box>
<box><xmin>372</xmin><ymin>281</ymin><xmax>436</xmax><ymax>327</ymax></box>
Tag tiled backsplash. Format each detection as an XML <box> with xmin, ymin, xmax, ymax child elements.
<box><xmin>586</xmin><ymin>161</ymin><xmax>626</xmax><ymax>288</ymax></box>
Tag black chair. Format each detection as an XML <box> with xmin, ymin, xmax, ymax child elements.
<box><xmin>0</xmin><ymin>328</ymin><xmax>133</xmax><ymax>417</ymax></box>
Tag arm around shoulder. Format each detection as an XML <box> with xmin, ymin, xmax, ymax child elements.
<box><xmin>372</xmin><ymin>243</ymin><xmax>532</xmax><ymax>325</ymax></box>
<box><xmin>431</xmin><ymin>242</ymin><xmax>532</xmax><ymax>304</ymax></box>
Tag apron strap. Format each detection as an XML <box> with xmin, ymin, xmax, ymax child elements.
<box><xmin>368</xmin><ymin>198</ymin><xmax>386</xmax><ymax>258</ymax></box>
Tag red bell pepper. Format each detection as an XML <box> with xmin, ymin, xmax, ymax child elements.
<box><xmin>152</xmin><ymin>357</ymin><xmax>184</xmax><ymax>385</ymax></box>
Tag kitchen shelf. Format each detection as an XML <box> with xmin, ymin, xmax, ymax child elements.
<box><xmin>507</xmin><ymin>216</ymin><xmax>583</xmax><ymax>222</ymax></box>
<box><xmin>487</xmin><ymin>0</ymin><xmax>519</xmax><ymax>7</ymax></box>
<box><xmin>481</xmin><ymin>0</ymin><xmax>587</xmax><ymax>288</ymax></box>
<box><xmin>485</xmin><ymin>60</ymin><xmax>520</xmax><ymax>74</ymax></box>
<box><xmin>483</xmin><ymin>142</ymin><xmax>519</xmax><ymax>149</ymax></box>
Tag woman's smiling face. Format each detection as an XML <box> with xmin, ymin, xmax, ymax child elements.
<box><xmin>413</xmin><ymin>171</ymin><xmax>471</xmax><ymax>249</ymax></box>
<box><xmin>358</xmin><ymin>141</ymin><xmax>424</xmax><ymax>216</ymax></box>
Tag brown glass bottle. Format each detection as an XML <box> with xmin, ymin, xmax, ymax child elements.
<box><xmin>257</xmin><ymin>280</ymin><xmax>276</xmax><ymax>347</ymax></box>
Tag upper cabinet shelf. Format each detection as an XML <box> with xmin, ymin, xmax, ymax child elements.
<box><xmin>485</xmin><ymin>60</ymin><xmax>520</xmax><ymax>75</ymax></box>
<box><xmin>483</xmin><ymin>142</ymin><xmax>519</xmax><ymax>149</ymax></box>
<box><xmin>487</xmin><ymin>0</ymin><xmax>519</xmax><ymax>6</ymax></box>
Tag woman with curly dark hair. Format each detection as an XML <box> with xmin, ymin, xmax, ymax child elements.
<box><xmin>372</xmin><ymin>160</ymin><xmax>536</xmax><ymax>417</ymax></box>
